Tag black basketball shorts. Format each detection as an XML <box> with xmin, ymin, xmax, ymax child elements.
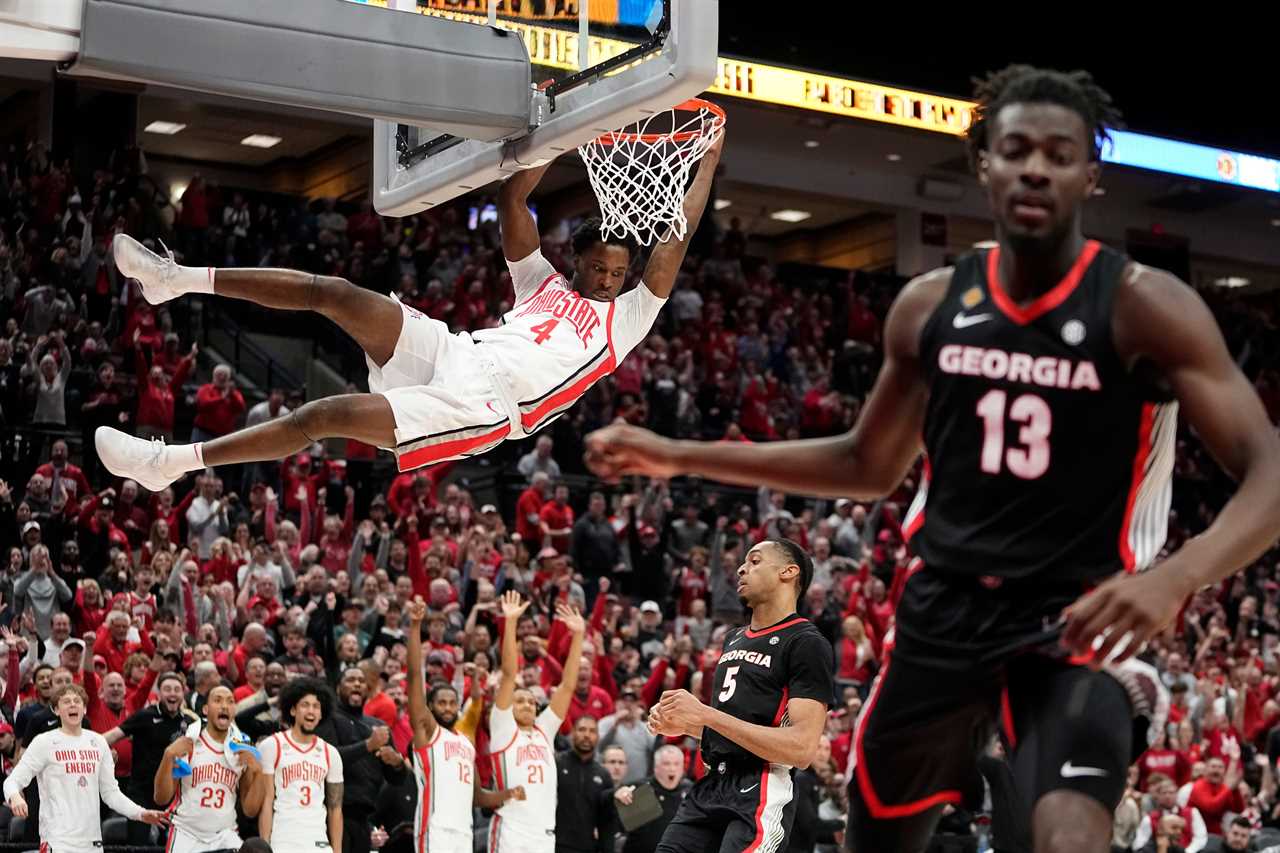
<box><xmin>657</xmin><ymin>761</ymin><xmax>796</xmax><ymax>853</ymax></box>
<box><xmin>849</xmin><ymin>635</ymin><xmax>1132</xmax><ymax>825</ymax></box>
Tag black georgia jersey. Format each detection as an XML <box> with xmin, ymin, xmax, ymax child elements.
<box><xmin>904</xmin><ymin>240</ymin><xmax>1177</xmax><ymax>583</ymax></box>
<box><xmin>701</xmin><ymin>615</ymin><xmax>833</xmax><ymax>768</ymax></box>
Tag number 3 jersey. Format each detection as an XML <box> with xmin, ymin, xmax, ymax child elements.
<box><xmin>702</xmin><ymin>616</ymin><xmax>833</xmax><ymax>770</ymax></box>
<box><xmin>259</xmin><ymin>732</ymin><xmax>343</xmax><ymax>845</ymax></box>
<box><xmin>905</xmin><ymin>241</ymin><xmax>1177</xmax><ymax>584</ymax></box>
<box><xmin>168</xmin><ymin>732</ymin><xmax>245</xmax><ymax>843</ymax></box>
<box><xmin>471</xmin><ymin>249</ymin><xmax>665</xmax><ymax>436</ymax></box>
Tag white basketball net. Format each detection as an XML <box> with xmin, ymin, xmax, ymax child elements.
<box><xmin>578</xmin><ymin>99</ymin><xmax>726</xmax><ymax>246</ymax></box>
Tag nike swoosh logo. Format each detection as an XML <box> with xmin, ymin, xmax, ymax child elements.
<box><xmin>1060</xmin><ymin>761</ymin><xmax>1108</xmax><ymax>778</ymax></box>
<box><xmin>952</xmin><ymin>312</ymin><xmax>993</xmax><ymax>329</ymax></box>
<box><xmin>739</xmin><ymin>783</ymin><xmax>759</xmax><ymax>794</ymax></box>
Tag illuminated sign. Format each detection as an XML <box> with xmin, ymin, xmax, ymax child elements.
<box><xmin>415</xmin><ymin>8</ymin><xmax>639</xmax><ymax>72</ymax></box>
<box><xmin>712</xmin><ymin>59</ymin><xmax>973</xmax><ymax>135</ymax></box>
<box><xmin>1103</xmin><ymin>130</ymin><xmax>1280</xmax><ymax>193</ymax></box>
<box><xmin>349</xmin><ymin>1</ymin><xmax>1280</xmax><ymax>193</ymax></box>
<box><xmin>416</xmin><ymin>0</ymin><xmax>657</xmax><ymax>27</ymax></box>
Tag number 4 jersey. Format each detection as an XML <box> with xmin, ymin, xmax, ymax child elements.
<box><xmin>471</xmin><ymin>249</ymin><xmax>665</xmax><ymax>436</ymax></box>
<box><xmin>905</xmin><ymin>241</ymin><xmax>1177</xmax><ymax>583</ymax></box>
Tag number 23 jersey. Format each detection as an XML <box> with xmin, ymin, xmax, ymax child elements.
<box><xmin>169</xmin><ymin>733</ymin><xmax>245</xmax><ymax>842</ymax></box>
<box><xmin>906</xmin><ymin>241</ymin><xmax>1177</xmax><ymax>582</ymax></box>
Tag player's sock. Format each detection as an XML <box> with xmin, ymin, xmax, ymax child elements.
<box><xmin>176</xmin><ymin>262</ymin><xmax>216</xmax><ymax>295</ymax></box>
<box><xmin>168</xmin><ymin>442</ymin><xmax>206</xmax><ymax>474</ymax></box>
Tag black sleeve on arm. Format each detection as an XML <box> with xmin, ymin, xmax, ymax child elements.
<box><xmin>235</xmin><ymin>703</ymin><xmax>278</xmax><ymax>741</ymax></box>
<box><xmin>786</xmin><ymin>631</ymin><xmax>836</xmax><ymax>707</ymax></box>
<box><xmin>118</xmin><ymin>707</ymin><xmax>149</xmax><ymax>736</ymax></box>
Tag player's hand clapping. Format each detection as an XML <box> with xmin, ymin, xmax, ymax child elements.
<box><xmin>656</xmin><ymin>689</ymin><xmax>707</xmax><ymax>737</ymax></box>
<box><xmin>366</xmin><ymin>726</ymin><xmax>390</xmax><ymax>753</ymax></box>
<box><xmin>646</xmin><ymin>704</ymin><xmax>685</xmax><ymax>738</ymax></box>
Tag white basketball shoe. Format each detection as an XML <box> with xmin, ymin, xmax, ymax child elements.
<box><xmin>113</xmin><ymin>233</ymin><xmax>211</xmax><ymax>305</ymax></box>
<box><xmin>95</xmin><ymin>427</ymin><xmax>191</xmax><ymax>492</ymax></box>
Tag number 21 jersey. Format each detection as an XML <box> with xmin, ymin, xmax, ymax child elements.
<box><xmin>906</xmin><ymin>241</ymin><xmax>1177</xmax><ymax>582</ymax></box>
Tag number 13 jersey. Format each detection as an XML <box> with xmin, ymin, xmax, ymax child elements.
<box><xmin>905</xmin><ymin>241</ymin><xmax>1177</xmax><ymax>583</ymax></box>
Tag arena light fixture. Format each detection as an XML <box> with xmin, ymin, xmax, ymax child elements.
<box><xmin>240</xmin><ymin>134</ymin><xmax>283</xmax><ymax>149</ymax></box>
<box><xmin>714</xmin><ymin>199</ymin><xmax>732</xmax><ymax>210</ymax></box>
<box><xmin>804</xmin><ymin>140</ymin><xmax>820</xmax><ymax>148</ymax></box>
<box><xmin>144</xmin><ymin>121</ymin><xmax>186</xmax><ymax>135</ymax></box>
<box><xmin>1214</xmin><ymin>276</ymin><xmax>1251</xmax><ymax>288</ymax></box>
<box><xmin>1271</xmin><ymin>219</ymin><xmax>1280</xmax><ymax>227</ymax></box>
<box><xmin>886</xmin><ymin>153</ymin><xmax>902</xmax><ymax>162</ymax></box>
<box><xmin>1092</xmin><ymin>187</ymin><xmax>1106</xmax><ymax>196</ymax></box>
<box><xmin>770</xmin><ymin>209</ymin><xmax>811</xmax><ymax>223</ymax></box>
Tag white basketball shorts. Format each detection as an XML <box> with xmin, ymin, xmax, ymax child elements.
<box><xmin>367</xmin><ymin>295</ymin><xmax>515</xmax><ymax>472</ymax></box>
<box><xmin>164</xmin><ymin>825</ymin><xmax>242</xmax><ymax>853</ymax></box>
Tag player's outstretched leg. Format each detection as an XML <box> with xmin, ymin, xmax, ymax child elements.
<box><xmin>96</xmin><ymin>393</ymin><xmax>397</xmax><ymax>491</ymax></box>
<box><xmin>113</xmin><ymin>233</ymin><xmax>404</xmax><ymax>366</ymax></box>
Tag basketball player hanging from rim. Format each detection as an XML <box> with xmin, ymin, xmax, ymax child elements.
<box><xmin>95</xmin><ymin>121</ymin><xmax>724</xmax><ymax>489</ymax></box>
<box><xmin>584</xmin><ymin>65</ymin><xmax>1280</xmax><ymax>853</ymax></box>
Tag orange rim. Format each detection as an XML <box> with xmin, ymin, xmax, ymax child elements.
<box><xmin>591</xmin><ymin>98</ymin><xmax>726</xmax><ymax>146</ymax></box>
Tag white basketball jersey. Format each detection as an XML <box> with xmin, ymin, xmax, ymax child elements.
<box><xmin>412</xmin><ymin>726</ymin><xmax>476</xmax><ymax>848</ymax></box>
<box><xmin>169</xmin><ymin>733</ymin><xmax>244</xmax><ymax>842</ymax></box>
<box><xmin>487</xmin><ymin>705</ymin><xmax>560</xmax><ymax>837</ymax></box>
<box><xmin>472</xmin><ymin>249</ymin><xmax>665</xmax><ymax>435</ymax></box>
<box><xmin>259</xmin><ymin>732</ymin><xmax>343</xmax><ymax>845</ymax></box>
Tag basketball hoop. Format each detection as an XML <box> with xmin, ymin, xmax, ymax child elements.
<box><xmin>578</xmin><ymin>98</ymin><xmax>726</xmax><ymax>246</ymax></box>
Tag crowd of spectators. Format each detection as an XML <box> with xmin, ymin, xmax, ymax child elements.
<box><xmin>1</xmin><ymin>131</ymin><xmax>1280</xmax><ymax>853</ymax></box>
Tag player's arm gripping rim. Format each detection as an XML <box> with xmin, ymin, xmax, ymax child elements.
<box><xmin>637</xmin><ymin>130</ymin><xmax>725</xmax><ymax>299</ymax></box>
<box><xmin>497</xmin><ymin>160</ymin><xmax>553</xmax><ymax>263</ymax></box>
<box><xmin>584</xmin><ymin>268</ymin><xmax>946</xmax><ymax>496</ymax></box>
<box><xmin>326</xmin><ymin>781</ymin><xmax>343</xmax><ymax>851</ymax></box>
<box><xmin>1061</xmin><ymin>264</ymin><xmax>1280</xmax><ymax>664</ymax></box>
<box><xmin>652</xmin><ymin>691</ymin><xmax>828</xmax><ymax>769</ymax></box>
<box><xmin>405</xmin><ymin>596</ymin><xmax>437</xmax><ymax>749</ymax></box>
